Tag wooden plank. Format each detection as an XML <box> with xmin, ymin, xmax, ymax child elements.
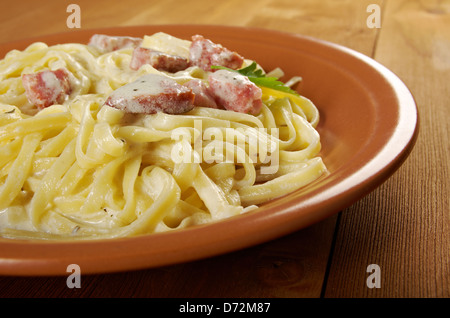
<box><xmin>0</xmin><ymin>0</ymin><xmax>381</xmax><ymax>57</ymax></box>
<box><xmin>324</xmin><ymin>0</ymin><xmax>449</xmax><ymax>298</ymax></box>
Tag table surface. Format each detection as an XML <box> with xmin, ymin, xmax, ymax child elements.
<box><xmin>0</xmin><ymin>0</ymin><xmax>448</xmax><ymax>298</ymax></box>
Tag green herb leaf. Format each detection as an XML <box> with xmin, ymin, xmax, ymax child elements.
<box><xmin>211</xmin><ymin>62</ymin><xmax>299</xmax><ymax>95</ymax></box>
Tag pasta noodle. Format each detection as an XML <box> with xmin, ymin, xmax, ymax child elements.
<box><xmin>0</xmin><ymin>33</ymin><xmax>327</xmax><ymax>240</ymax></box>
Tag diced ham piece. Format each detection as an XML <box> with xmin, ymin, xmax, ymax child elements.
<box><xmin>130</xmin><ymin>47</ymin><xmax>189</xmax><ymax>72</ymax></box>
<box><xmin>22</xmin><ymin>68</ymin><xmax>72</xmax><ymax>109</ymax></box>
<box><xmin>183</xmin><ymin>79</ymin><xmax>218</xmax><ymax>109</ymax></box>
<box><xmin>104</xmin><ymin>74</ymin><xmax>195</xmax><ymax>114</ymax></box>
<box><xmin>189</xmin><ymin>35</ymin><xmax>244</xmax><ymax>72</ymax></box>
<box><xmin>208</xmin><ymin>70</ymin><xmax>262</xmax><ymax>115</ymax></box>
<box><xmin>88</xmin><ymin>34</ymin><xmax>142</xmax><ymax>53</ymax></box>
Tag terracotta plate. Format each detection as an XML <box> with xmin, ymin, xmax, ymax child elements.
<box><xmin>0</xmin><ymin>25</ymin><xmax>418</xmax><ymax>276</ymax></box>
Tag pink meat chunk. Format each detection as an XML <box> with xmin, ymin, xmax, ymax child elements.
<box><xmin>130</xmin><ymin>47</ymin><xmax>189</xmax><ymax>73</ymax></box>
<box><xmin>104</xmin><ymin>74</ymin><xmax>195</xmax><ymax>114</ymax></box>
<box><xmin>189</xmin><ymin>35</ymin><xmax>244</xmax><ymax>72</ymax></box>
<box><xmin>88</xmin><ymin>34</ymin><xmax>142</xmax><ymax>53</ymax></box>
<box><xmin>22</xmin><ymin>68</ymin><xmax>72</xmax><ymax>109</ymax></box>
<box><xmin>208</xmin><ymin>69</ymin><xmax>262</xmax><ymax>115</ymax></box>
<box><xmin>183</xmin><ymin>79</ymin><xmax>218</xmax><ymax>109</ymax></box>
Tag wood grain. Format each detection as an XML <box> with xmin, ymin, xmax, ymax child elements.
<box><xmin>324</xmin><ymin>0</ymin><xmax>449</xmax><ymax>298</ymax></box>
<box><xmin>0</xmin><ymin>0</ymin><xmax>382</xmax><ymax>55</ymax></box>
<box><xmin>0</xmin><ymin>0</ymin><xmax>447</xmax><ymax>298</ymax></box>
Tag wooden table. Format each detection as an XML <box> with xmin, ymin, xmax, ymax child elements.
<box><xmin>0</xmin><ymin>0</ymin><xmax>448</xmax><ymax>299</ymax></box>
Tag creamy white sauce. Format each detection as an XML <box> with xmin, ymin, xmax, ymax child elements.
<box><xmin>41</xmin><ymin>71</ymin><xmax>63</xmax><ymax>100</ymax></box>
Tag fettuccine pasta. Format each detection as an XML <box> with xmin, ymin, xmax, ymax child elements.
<box><xmin>0</xmin><ymin>32</ymin><xmax>327</xmax><ymax>240</ymax></box>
